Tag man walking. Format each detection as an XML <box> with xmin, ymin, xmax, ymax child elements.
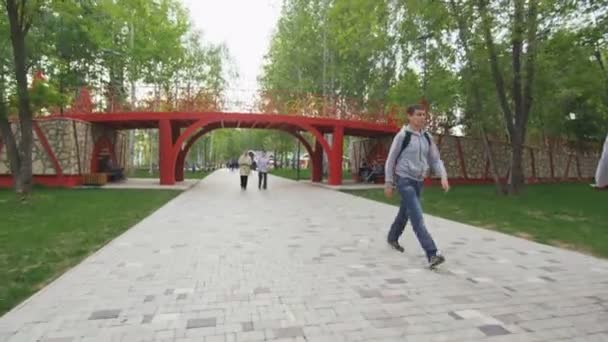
<box><xmin>384</xmin><ymin>104</ymin><xmax>450</xmax><ymax>268</ymax></box>
<box><xmin>257</xmin><ymin>150</ymin><xmax>270</xmax><ymax>190</ymax></box>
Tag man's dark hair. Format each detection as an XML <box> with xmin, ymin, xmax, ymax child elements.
<box><xmin>406</xmin><ymin>104</ymin><xmax>424</xmax><ymax>115</ymax></box>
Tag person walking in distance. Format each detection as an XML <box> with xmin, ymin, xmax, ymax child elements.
<box><xmin>257</xmin><ymin>150</ymin><xmax>270</xmax><ymax>190</ymax></box>
<box><xmin>384</xmin><ymin>104</ymin><xmax>450</xmax><ymax>268</ymax></box>
<box><xmin>238</xmin><ymin>151</ymin><xmax>252</xmax><ymax>190</ymax></box>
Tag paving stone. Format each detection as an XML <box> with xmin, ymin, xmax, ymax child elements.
<box><xmin>273</xmin><ymin>327</ymin><xmax>305</xmax><ymax>338</ymax></box>
<box><xmin>385</xmin><ymin>278</ymin><xmax>406</xmax><ymax>284</ymax></box>
<box><xmin>445</xmin><ymin>295</ymin><xmax>473</xmax><ymax>304</ymax></box>
<box><xmin>381</xmin><ymin>295</ymin><xmax>410</xmax><ymax>303</ymax></box>
<box><xmin>88</xmin><ymin>309</ymin><xmax>120</xmax><ymax>320</ymax></box>
<box><xmin>357</xmin><ymin>289</ymin><xmax>382</xmax><ymax>298</ymax></box>
<box><xmin>492</xmin><ymin>313</ymin><xmax>520</xmax><ymax>324</ymax></box>
<box><xmin>187</xmin><ymin>318</ymin><xmax>217</xmax><ymax>329</ymax></box>
<box><xmin>478</xmin><ymin>324</ymin><xmax>511</xmax><ymax>336</ymax></box>
<box><xmin>241</xmin><ymin>322</ymin><xmax>254</xmax><ymax>332</ymax></box>
<box><xmin>254</xmin><ymin>287</ymin><xmax>270</xmax><ymax>295</ymax></box>
<box><xmin>448</xmin><ymin>311</ymin><xmax>464</xmax><ymax>320</ymax></box>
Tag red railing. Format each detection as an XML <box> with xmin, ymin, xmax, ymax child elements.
<box><xmin>53</xmin><ymin>85</ymin><xmax>412</xmax><ymax>126</ymax></box>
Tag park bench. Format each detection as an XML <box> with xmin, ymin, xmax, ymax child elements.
<box><xmin>82</xmin><ymin>173</ymin><xmax>108</xmax><ymax>186</ymax></box>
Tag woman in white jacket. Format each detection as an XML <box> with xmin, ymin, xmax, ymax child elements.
<box><xmin>238</xmin><ymin>151</ymin><xmax>253</xmax><ymax>190</ymax></box>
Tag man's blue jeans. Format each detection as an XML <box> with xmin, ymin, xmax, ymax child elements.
<box><xmin>387</xmin><ymin>176</ymin><xmax>438</xmax><ymax>261</ymax></box>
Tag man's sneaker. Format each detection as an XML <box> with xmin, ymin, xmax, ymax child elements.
<box><xmin>387</xmin><ymin>240</ymin><xmax>404</xmax><ymax>253</ymax></box>
<box><xmin>429</xmin><ymin>254</ymin><xmax>445</xmax><ymax>268</ymax></box>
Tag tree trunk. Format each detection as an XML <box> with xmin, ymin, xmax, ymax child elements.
<box><xmin>0</xmin><ymin>119</ymin><xmax>20</xmax><ymax>175</ymax></box>
<box><xmin>6</xmin><ymin>0</ymin><xmax>34</xmax><ymax>197</ymax></box>
<box><xmin>593</xmin><ymin>49</ymin><xmax>608</xmax><ymax>98</ymax></box>
<box><xmin>0</xmin><ymin>63</ymin><xmax>22</xmax><ymax>185</ymax></box>
<box><xmin>481</xmin><ymin>128</ymin><xmax>507</xmax><ymax>194</ymax></box>
<box><xmin>449</xmin><ymin>0</ymin><xmax>506</xmax><ymax>194</ymax></box>
<box><xmin>509</xmin><ymin>135</ymin><xmax>526</xmax><ymax>194</ymax></box>
<box><xmin>512</xmin><ymin>0</ymin><xmax>525</xmax><ymax>123</ymax></box>
<box><xmin>522</xmin><ymin>0</ymin><xmax>538</xmax><ymax>122</ymax></box>
<box><xmin>0</xmin><ymin>105</ymin><xmax>21</xmax><ymax>189</ymax></box>
<box><xmin>508</xmin><ymin>0</ymin><xmax>525</xmax><ymax>194</ymax></box>
<box><xmin>477</xmin><ymin>0</ymin><xmax>515</xmax><ymax>139</ymax></box>
<box><xmin>511</xmin><ymin>0</ymin><xmax>538</xmax><ymax>194</ymax></box>
<box><xmin>477</xmin><ymin>0</ymin><xmax>538</xmax><ymax>194</ymax></box>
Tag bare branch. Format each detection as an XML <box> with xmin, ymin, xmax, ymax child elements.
<box><xmin>512</xmin><ymin>0</ymin><xmax>524</xmax><ymax>128</ymax></box>
<box><xmin>18</xmin><ymin>0</ymin><xmax>26</xmax><ymax>33</ymax></box>
<box><xmin>522</xmin><ymin>0</ymin><xmax>539</xmax><ymax>134</ymax></box>
<box><xmin>477</xmin><ymin>0</ymin><xmax>515</xmax><ymax>137</ymax></box>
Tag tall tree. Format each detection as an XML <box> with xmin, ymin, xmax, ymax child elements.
<box><xmin>0</xmin><ymin>7</ymin><xmax>17</xmax><ymax>189</ymax></box>
<box><xmin>1</xmin><ymin>0</ymin><xmax>39</xmax><ymax>197</ymax></box>
<box><xmin>476</xmin><ymin>0</ymin><xmax>539</xmax><ymax>194</ymax></box>
<box><xmin>446</xmin><ymin>0</ymin><xmax>507</xmax><ymax>194</ymax></box>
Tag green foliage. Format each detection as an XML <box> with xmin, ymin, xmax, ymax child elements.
<box><xmin>2</xmin><ymin>0</ymin><xmax>231</xmax><ymax>112</ymax></box>
<box><xmin>205</xmin><ymin>129</ymin><xmax>298</xmax><ymax>163</ymax></box>
<box><xmin>261</xmin><ymin>0</ymin><xmax>608</xmax><ymax>145</ymax></box>
<box><xmin>7</xmin><ymin>78</ymin><xmax>68</xmax><ymax>116</ymax></box>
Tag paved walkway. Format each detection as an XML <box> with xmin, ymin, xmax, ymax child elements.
<box><xmin>1</xmin><ymin>170</ymin><xmax>608</xmax><ymax>342</ymax></box>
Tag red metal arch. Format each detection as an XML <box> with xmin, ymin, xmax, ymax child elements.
<box><xmin>166</xmin><ymin>118</ymin><xmax>333</xmax><ymax>184</ymax></box>
<box><xmin>171</xmin><ymin>118</ymin><xmax>331</xmax><ymax>160</ymax></box>
<box><xmin>61</xmin><ymin>111</ymin><xmax>398</xmax><ymax>185</ymax></box>
<box><xmin>286</xmin><ymin>130</ymin><xmax>314</xmax><ymax>161</ymax></box>
<box><xmin>175</xmin><ymin>124</ymin><xmax>214</xmax><ymax>181</ymax></box>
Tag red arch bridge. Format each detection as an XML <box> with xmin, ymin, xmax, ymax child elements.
<box><xmin>65</xmin><ymin>111</ymin><xmax>399</xmax><ymax>186</ymax></box>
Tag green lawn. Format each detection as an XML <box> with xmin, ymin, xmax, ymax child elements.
<box><xmin>344</xmin><ymin>183</ymin><xmax>608</xmax><ymax>258</ymax></box>
<box><xmin>272</xmin><ymin>168</ymin><xmax>352</xmax><ymax>181</ymax></box>
<box><xmin>128</xmin><ymin>168</ymin><xmax>211</xmax><ymax>179</ymax></box>
<box><xmin>0</xmin><ymin>187</ymin><xmax>180</xmax><ymax>315</ymax></box>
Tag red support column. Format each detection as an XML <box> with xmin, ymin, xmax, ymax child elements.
<box><xmin>312</xmin><ymin>140</ymin><xmax>323</xmax><ymax>182</ymax></box>
<box><xmin>328</xmin><ymin>126</ymin><xmax>344</xmax><ymax>185</ymax></box>
<box><xmin>172</xmin><ymin>122</ymin><xmax>185</xmax><ymax>182</ymax></box>
<box><xmin>159</xmin><ymin>119</ymin><xmax>175</xmax><ymax>185</ymax></box>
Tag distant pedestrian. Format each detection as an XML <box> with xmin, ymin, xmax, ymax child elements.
<box><xmin>257</xmin><ymin>150</ymin><xmax>270</xmax><ymax>190</ymax></box>
<box><xmin>238</xmin><ymin>151</ymin><xmax>252</xmax><ymax>190</ymax></box>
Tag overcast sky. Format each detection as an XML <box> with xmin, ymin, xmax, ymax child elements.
<box><xmin>181</xmin><ymin>0</ymin><xmax>282</xmax><ymax>95</ymax></box>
